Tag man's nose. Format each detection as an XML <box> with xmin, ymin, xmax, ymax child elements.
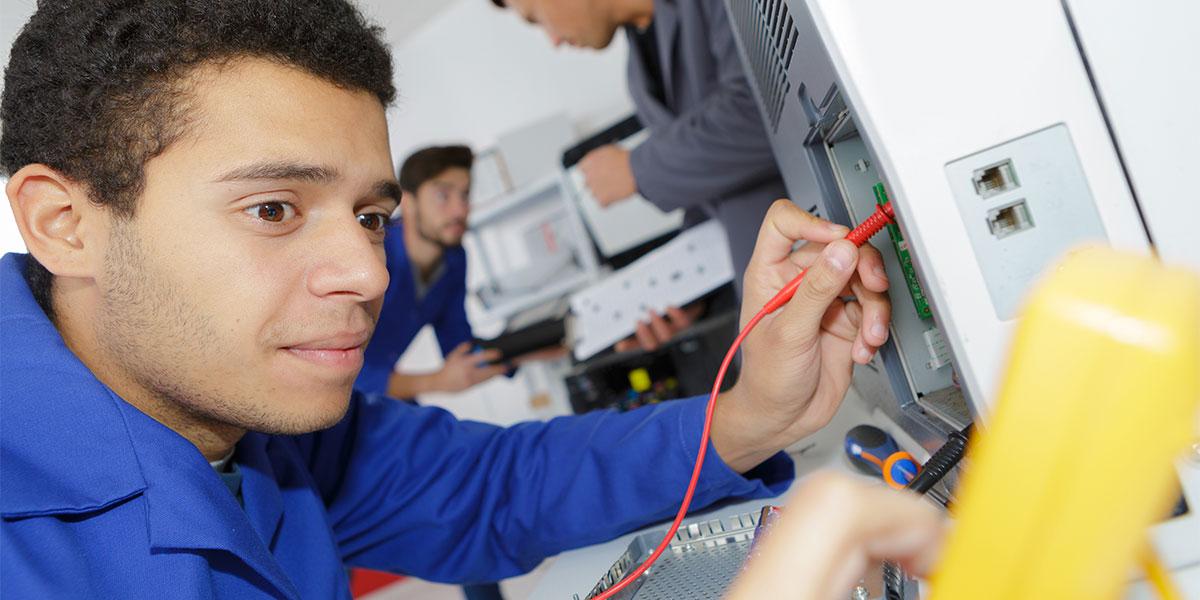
<box><xmin>306</xmin><ymin>217</ymin><xmax>389</xmax><ymax>303</ymax></box>
<box><xmin>449</xmin><ymin>194</ymin><xmax>471</xmax><ymax>220</ymax></box>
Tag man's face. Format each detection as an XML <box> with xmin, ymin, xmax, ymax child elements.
<box><xmin>93</xmin><ymin>58</ymin><xmax>399</xmax><ymax>435</ymax></box>
<box><xmin>409</xmin><ymin>167</ymin><xmax>471</xmax><ymax>248</ymax></box>
<box><xmin>505</xmin><ymin>0</ymin><xmax>620</xmax><ymax>50</ymax></box>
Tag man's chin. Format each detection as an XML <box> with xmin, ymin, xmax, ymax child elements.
<box><xmin>252</xmin><ymin>391</ymin><xmax>352</xmax><ymax>435</ymax></box>
<box><xmin>590</xmin><ymin>27</ymin><xmax>618</xmax><ymax>50</ymax></box>
<box><xmin>440</xmin><ymin>226</ymin><xmax>466</xmax><ymax>246</ymax></box>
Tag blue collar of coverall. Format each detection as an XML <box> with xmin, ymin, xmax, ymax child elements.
<box><xmin>0</xmin><ymin>253</ymin><xmax>295</xmax><ymax>593</ymax></box>
<box><xmin>386</xmin><ymin>220</ymin><xmax>468</xmax><ymax>291</ymax></box>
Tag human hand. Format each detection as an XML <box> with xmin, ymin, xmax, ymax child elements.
<box><xmin>510</xmin><ymin>344</ymin><xmax>570</xmax><ymax>366</ymax></box>
<box><xmin>579</xmin><ymin>144</ymin><xmax>636</xmax><ymax>207</ymax></box>
<box><xmin>433</xmin><ymin>342</ymin><xmax>507</xmax><ymax>393</ymax></box>
<box><xmin>728</xmin><ymin>472</ymin><xmax>945</xmax><ymax>600</ymax></box>
<box><xmin>613</xmin><ymin>304</ymin><xmax>703</xmax><ymax>353</ymax></box>
<box><xmin>712</xmin><ymin>200</ymin><xmax>891</xmax><ymax>472</ymax></box>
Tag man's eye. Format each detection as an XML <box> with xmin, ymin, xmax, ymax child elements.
<box><xmin>248</xmin><ymin>202</ymin><xmax>296</xmax><ymax>223</ymax></box>
<box><xmin>357</xmin><ymin>212</ymin><xmax>390</xmax><ymax>231</ymax></box>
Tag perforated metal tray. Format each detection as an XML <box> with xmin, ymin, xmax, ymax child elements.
<box><xmin>580</xmin><ymin>510</ymin><xmax>764</xmax><ymax>600</ymax></box>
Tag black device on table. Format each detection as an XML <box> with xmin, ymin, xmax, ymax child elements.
<box><xmin>565</xmin><ymin>305</ymin><xmax>739</xmax><ymax>416</ymax></box>
<box><xmin>473</xmin><ymin>317</ymin><xmax>567</xmax><ymax>365</ymax></box>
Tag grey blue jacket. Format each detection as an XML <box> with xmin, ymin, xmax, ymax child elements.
<box><xmin>627</xmin><ymin>0</ymin><xmax>790</xmax><ymax>289</ymax></box>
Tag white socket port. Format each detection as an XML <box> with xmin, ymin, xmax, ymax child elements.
<box><xmin>986</xmin><ymin>199</ymin><xmax>1035</xmax><ymax>239</ymax></box>
<box><xmin>972</xmin><ymin>159</ymin><xmax>1020</xmax><ymax>199</ymax></box>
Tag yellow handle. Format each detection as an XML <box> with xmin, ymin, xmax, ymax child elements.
<box><xmin>931</xmin><ymin>246</ymin><xmax>1199</xmax><ymax>600</ymax></box>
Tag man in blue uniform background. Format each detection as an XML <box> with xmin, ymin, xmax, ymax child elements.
<box><xmin>356</xmin><ymin>145</ymin><xmax>510</xmax><ymax>403</ymax></box>
<box><xmin>0</xmin><ymin>1</ymin><xmax>892</xmax><ymax>597</ymax></box>
<box><xmin>363</xmin><ymin>145</ymin><xmax>559</xmax><ymax>599</ymax></box>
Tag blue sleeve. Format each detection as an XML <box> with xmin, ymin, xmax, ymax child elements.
<box><xmin>354</xmin><ymin>347</ymin><xmax>395</xmax><ymax>398</ymax></box>
<box><xmin>430</xmin><ymin>264</ymin><xmax>473</xmax><ymax>356</ymax></box>
<box><xmin>295</xmin><ymin>393</ymin><xmax>793</xmax><ymax>584</ymax></box>
<box><xmin>354</xmin><ymin>232</ymin><xmax>411</xmax><ymax>397</ymax></box>
<box><xmin>431</xmin><ymin>260</ymin><xmax>518</xmax><ymax>377</ymax></box>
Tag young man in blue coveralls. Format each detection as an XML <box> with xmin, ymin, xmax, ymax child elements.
<box><xmin>355</xmin><ymin>145</ymin><xmax>510</xmax><ymax>405</ymax></box>
<box><xmin>360</xmin><ymin>146</ymin><xmax>514</xmax><ymax>598</ymax></box>
<box><xmin>0</xmin><ymin>1</ymin><xmax>898</xmax><ymax>597</ymax></box>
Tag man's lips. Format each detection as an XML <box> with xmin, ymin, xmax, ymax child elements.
<box><xmin>282</xmin><ymin>331</ymin><xmax>371</xmax><ymax>370</ymax></box>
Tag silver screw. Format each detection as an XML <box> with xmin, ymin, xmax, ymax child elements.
<box><xmin>851</xmin><ymin>584</ymin><xmax>870</xmax><ymax>600</ymax></box>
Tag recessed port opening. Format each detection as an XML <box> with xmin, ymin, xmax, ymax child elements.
<box><xmin>972</xmin><ymin>159</ymin><xmax>1020</xmax><ymax>198</ymax></box>
<box><xmin>987</xmin><ymin>199</ymin><xmax>1035</xmax><ymax>239</ymax></box>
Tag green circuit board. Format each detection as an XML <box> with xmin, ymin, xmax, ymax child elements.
<box><xmin>873</xmin><ymin>183</ymin><xmax>932</xmax><ymax>320</ymax></box>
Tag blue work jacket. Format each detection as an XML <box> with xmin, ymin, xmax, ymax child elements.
<box><xmin>0</xmin><ymin>253</ymin><xmax>793</xmax><ymax>598</ymax></box>
<box><xmin>355</xmin><ymin>224</ymin><xmax>473</xmax><ymax>396</ymax></box>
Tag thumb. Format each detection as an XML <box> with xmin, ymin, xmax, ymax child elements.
<box><xmin>777</xmin><ymin>240</ymin><xmax>858</xmax><ymax>345</ymax></box>
<box><xmin>448</xmin><ymin>342</ymin><xmax>472</xmax><ymax>359</ymax></box>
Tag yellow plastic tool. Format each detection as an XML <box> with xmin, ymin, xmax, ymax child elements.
<box><xmin>629</xmin><ymin>368</ymin><xmax>652</xmax><ymax>394</ymax></box>
<box><xmin>931</xmin><ymin>247</ymin><xmax>1200</xmax><ymax>600</ymax></box>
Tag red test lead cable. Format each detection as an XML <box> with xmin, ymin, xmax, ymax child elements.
<box><xmin>591</xmin><ymin>201</ymin><xmax>896</xmax><ymax>600</ymax></box>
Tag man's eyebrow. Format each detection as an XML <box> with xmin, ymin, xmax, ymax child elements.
<box><xmin>372</xmin><ymin>180</ymin><xmax>402</xmax><ymax>205</ymax></box>
<box><xmin>215</xmin><ymin>161</ymin><xmax>339</xmax><ymax>183</ymax></box>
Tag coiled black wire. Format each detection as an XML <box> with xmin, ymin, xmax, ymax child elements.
<box><xmin>882</xmin><ymin>561</ymin><xmax>906</xmax><ymax>600</ymax></box>
<box><xmin>882</xmin><ymin>424</ymin><xmax>973</xmax><ymax>600</ymax></box>
<box><xmin>908</xmin><ymin>425</ymin><xmax>972</xmax><ymax>494</ymax></box>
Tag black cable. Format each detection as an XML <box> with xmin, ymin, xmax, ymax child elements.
<box><xmin>882</xmin><ymin>562</ymin><xmax>906</xmax><ymax>600</ymax></box>
<box><xmin>907</xmin><ymin>424</ymin><xmax>973</xmax><ymax>494</ymax></box>
<box><xmin>882</xmin><ymin>424</ymin><xmax>974</xmax><ymax>600</ymax></box>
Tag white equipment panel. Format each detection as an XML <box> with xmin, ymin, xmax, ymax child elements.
<box><xmin>724</xmin><ymin>0</ymin><xmax>1199</xmax><ymax>592</ymax></box>
<box><xmin>570</xmin><ymin>221</ymin><xmax>733</xmax><ymax>360</ymax></box>
<box><xmin>806</xmin><ymin>0</ymin><xmax>1152</xmax><ymax>417</ymax></box>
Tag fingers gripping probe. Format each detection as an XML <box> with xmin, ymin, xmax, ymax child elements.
<box><xmin>589</xmin><ymin>201</ymin><xmax>896</xmax><ymax>600</ymax></box>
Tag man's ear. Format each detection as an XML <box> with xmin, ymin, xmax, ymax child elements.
<box><xmin>6</xmin><ymin>164</ymin><xmax>108</xmax><ymax>278</ymax></box>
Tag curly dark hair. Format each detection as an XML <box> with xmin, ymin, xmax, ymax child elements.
<box><xmin>1</xmin><ymin>0</ymin><xmax>396</xmax><ymax>319</ymax></box>
<box><xmin>399</xmin><ymin>145</ymin><xmax>474</xmax><ymax>194</ymax></box>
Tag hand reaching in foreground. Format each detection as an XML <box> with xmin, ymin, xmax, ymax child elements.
<box><xmin>728</xmin><ymin>472</ymin><xmax>946</xmax><ymax>600</ymax></box>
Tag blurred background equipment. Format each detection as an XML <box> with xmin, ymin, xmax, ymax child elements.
<box><xmin>568</xmin><ymin>220</ymin><xmax>734</xmax><ymax>361</ymax></box>
<box><xmin>560</xmin><ymin>116</ymin><xmax>685</xmax><ymax>260</ymax></box>
<box><xmin>565</xmin><ymin>306</ymin><xmax>739</xmax><ymax>416</ymax></box>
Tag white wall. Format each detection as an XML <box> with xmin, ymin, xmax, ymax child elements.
<box><xmin>0</xmin><ymin>0</ymin><xmax>37</xmax><ymax>254</ymax></box>
<box><xmin>376</xmin><ymin>0</ymin><xmax>634</xmax><ymax>162</ymax></box>
<box><xmin>0</xmin><ymin>0</ymin><xmax>36</xmax><ymax>78</ymax></box>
